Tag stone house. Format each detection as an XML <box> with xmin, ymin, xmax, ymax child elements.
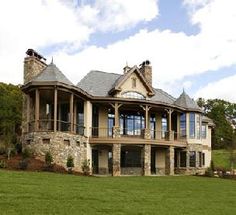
<box><xmin>21</xmin><ymin>49</ymin><xmax>213</xmax><ymax>176</ymax></box>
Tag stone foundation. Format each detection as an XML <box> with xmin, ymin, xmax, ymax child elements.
<box><xmin>121</xmin><ymin>167</ymin><xmax>142</xmax><ymax>175</ymax></box>
<box><xmin>22</xmin><ymin>131</ymin><xmax>88</xmax><ymax>172</ymax></box>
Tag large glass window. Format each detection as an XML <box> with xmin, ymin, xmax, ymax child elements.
<box><xmin>189</xmin><ymin>151</ymin><xmax>196</xmax><ymax>167</ymax></box>
<box><xmin>162</xmin><ymin>114</ymin><xmax>167</xmax><ymax>139</ymax></box>
<box><xmin>180</xmin><ymin>151</ymin><xmax>186</xmax><ymax>167</ymax></box>
<box><xmin>189</xmin><ymin>113</ymin><xmax>195</xmax><ymax>138</ymax></box>
<box><xmin>150</xmin><ymin>114</ymin><xmax>156</xmax><ymax>139</ymax></box>
<box><xmin>122</xmin><ymin>91</ymin><xmax>145</xmax><ymax>100</ymax></box>
<box><xmin>198</xmin><ymin>152</ymin><xmax>202</xmax><ymax>167</ymax></box>
<box><xmin>108</xmin><ymin>113</ymin><xmax>114</xmax><ymax>136</ymax></box>
<box><xmin>201</xmin><ymin>124</ymin><xmax>207</xmax><ymax>139</ymax></box>
<box><xmin>119</xmin><ymin>113</ymin><xmax>144</xmax><ymax>136</ymax></box>
<box><xmin>121</xmin><ymin>148</ymin><xmax>141</xmax><ymax>167</ymax></box>
<box><xmin>196</xmin><ymin>114</ymin><xmax>201</xmax><ymax>139</ymax></box>
<box><xmin>77</xmin><ymin>102</ymin><xmax>84</xmax><ymax>135</ymax></box>
<box><xmin>180</xmin><ymin>113</ymin><xmax>186</xmax><ymax>137</ymax></box>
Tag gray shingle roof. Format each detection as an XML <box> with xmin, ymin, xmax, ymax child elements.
<box><xmin>77</xmin><ymin>70</ymin><xmax>121</xmax><ymax>96</ymax></box>
<box><xmin>174</xmin><ymin>91</ymin><xmax>201</xmax><ymax>110</ymax></box>
<box><xmin>151</xmin><ymin>88</ymin><xmax>175</xmax><ymax>104</ymax></box>
<box><xmin>77</xmin><ymin>70</ymin><xmax>175</xmax><ymax>104</ymax></box>
<box><xmin>32</xmin><ymin>62</ymin><xmax>73</xmax><ymax>85</ymax></box>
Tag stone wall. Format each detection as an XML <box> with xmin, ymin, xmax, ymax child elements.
<box><xmin>22</xmin><ymin>131</ymin><xmax>88</xmax><ymax>172</ymax></box>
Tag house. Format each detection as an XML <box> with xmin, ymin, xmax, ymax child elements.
<box><xmin>21</xmin><ymin>49</ymin><xmax>213</xmax><ymax>176</ymax></box>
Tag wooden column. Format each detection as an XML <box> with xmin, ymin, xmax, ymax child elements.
<box><xmin>26</xmin><ymin>94</ymin><xmax>30</xmax><ymax>132</ymax></box>
<box><xmin>53</xmin><ymin>88</ymin><xmax>58</xmax><ymax>132</ymax></box>
<box><xmin>70</xmin><ymin>93</ymin><xmax>74</xmax><ymax>132</ymax></box>
<box><xmin>166</xmin><ymin>108</ymin><xmax>173</xmax><ymax>140</ymax></box>
<box><xmin>35</xmin><ymin>89</ymin><xmax>40</xmax><ymax>131</ymax></box>
<box><xmin>73</xmin><ymin>101</ymin><xmax>77</xmax><ymax>133</ymax></box>
<box><xmin>114</xmin><ymin>102</ymin><xmax>120</xmax><ymax>127</ymax></box>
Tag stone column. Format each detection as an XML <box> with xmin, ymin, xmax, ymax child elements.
<box><xmin>112</xmin><ymin>102</ymin><xmax>122</xmax><ymax>138</ymax></box>
<box><xmin>186</xmin><ymin>150</ymin><xmax>190</xmax><ymax>170</ymax></box>
<box><xmin>112</xmin><ymin>143</ymin><xmax>121</xmax><ymax>176</ymax></box>
<box><xmin>35</xmin><ymin>89</ymin><xmax>40</xmax><ymax>131</ymax></box>
<box><xmin>141</xmin><ymin>105</ymin><xmax>151</xmax><ymax>139</ymax></box>
<box><xmin>165</xmin><ymin>146</ymin><xmax>174</xmax><ymax>175</ymax></box>
<box><xmin>70</xmin><ymin>93</ymin><xmax>74</xmax><ymax>132</ymax></box>
<box><xmin>54</xmin><ymin>88</ymin><xmax>57</xmax><ymax>132</ymax></box>
<box><xmin>26</xmin><ymin>94</ymin><xmax>30</xmax><ymax>132</ymax></box>
<box><xmin>143</xmin><ymin>144</ymin><xmax>151</xmax><ymax>176</ymax></box>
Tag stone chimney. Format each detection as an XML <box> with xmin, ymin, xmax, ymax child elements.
<box><xmin>24</xmin><ymin>49</ymin><xmax>47</xmax><ymax>84</ymax></box>
<box><xmin>139</xmin><ymin>60</ymin><xmax>152</xmax><ymax>86</ymax></box>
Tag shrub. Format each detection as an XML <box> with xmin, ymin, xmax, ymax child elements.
<box><xmin>0</xmin><ymin>160</ymin><xmax>7</xmax><ymax>168</ymax></box>
<box><xmin>44</xmin><ymin>151</ymin><xmax>54</xmax><ymax>171</ymax></box>
<box><xmin>82</xmin><ymin>159</ymin><xmax>90</xmax><ymax>176</ymax></box>
<box><xmin>205</xmin><ymin>167</ymin><xmax>214</xmax><ymax>177</ymax></box>
<box><xmin>66</xmin><ymin>155</ymin><xmax>74</xmax><ymax>173</ymax></box>
<box><xmin>19</xmin><ymin>159</ymin><xmax>29</xmax><ymax>170</ymax></box>
<box><xmin>0</xmin><ymin>146</ymin><xmax>6</xmax><ymax>155</ymax></box>
<box><xmin>22</xmin><ymin>148</ymin><xmax>31</xmax><ymax>159</ymax></box>
<box><xmin>210</xmin><ymin>160</ymin><xmax>215</xmax><ymax>171</ymax></box>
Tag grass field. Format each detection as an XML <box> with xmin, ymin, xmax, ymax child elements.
<box><xmin>0</xmin><ymin>170</ymin><xmax>236</xmax><ymax>215</ymax></box>
<box><xmin>212</xmin><ymin>149</ymin><xmax>236</xmax><ymax>169</ymax></box>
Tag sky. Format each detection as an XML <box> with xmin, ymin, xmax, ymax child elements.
<box><xmin>0</xmin><ymin>0</ymin><xmax>236</xmax><ymax>102</ymax></box>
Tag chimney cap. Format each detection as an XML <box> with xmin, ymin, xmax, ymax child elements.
<box><xmin>26</xmin><ymin>49</ymin><xmax>46</xmax><ymax>61</ymax></box>
<box><xmin>139</xmin><ymin>60</ymin><xmax>151</xmax><ymax>67</ymax></box>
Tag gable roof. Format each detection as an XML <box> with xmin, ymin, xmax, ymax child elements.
<box><xmin>108</xmin><ymin>66</ymin><xmax>155</xmax><ymax>96</ymax></box>
<box><xmin>174</xmin><ymin>91</ymin><xmax>201</xmax><ymax>111</ymax></box>
<box><xmin>151</xmin><ymin>88</ymin><xmax>175</xmax><ymax>104</ymax></box>
<box><xmin>77</xmin><ymin>70</ymin><xmax>121</xmax><ymax>96</ymax></box>
<box><xmin>31</xmin><ymin>62</ymin><xmax>73</xmax><ymax>85</ymax></box>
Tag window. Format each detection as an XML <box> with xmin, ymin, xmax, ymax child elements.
<box><xmin>196</xmin><ymin>114</ymin><xmax>201</xmax><ymax>139</ymax></box>
<box><xmin>201</xmin><ymin>124</ymin><xmax>207</xmax><ymax>139</ymax></box>
<box><xmin>43</xmin><ymin>138</ymin><xmax>50</xmax><ymax>144</ymax></box>
<box><xmin>180</xmin><ymin>113</ymin><xmax>186</xmax><ymax>137</ymax></box>
<box><xmin>150</xmin><ymin>114</ymin><xmax>156</xmax><ymax>139</ymax></box>
<box><xmin>180</xmin><ymin>151</ymin><xmax>186</xmax><ymax>167</ymax></box>
<box><xmin>122</xmin><ymin>91</ymin><xmax>145</xmax><ymax>100</ymax></box>
<box><xmin>132</xmin><ymin>78</ymin><xmax>136</xmax><ymax>88</ymax></box>
<box><xmin>161</xmin><ymin>114</ymin><xmax>167</xmax><ymax>139</ymax></box>
<box><xmin>108</xmin><ymin>113</ymin><xmax>114</xmax><ymax>137</ymax></box>
<box><xmin>202</xmin><ymin>153</ymin><xmax>205</xmax><ymax>166</ymax></box>
<box><xmin>77</xmin><ymin>102</ymin><xmax>84</xmax><ymax>135</ymax></box>
<box><xmin>189</xmin><ymin>151</ymin><xmax>196</xmax><ymax>167</ymax></box>
<box><xmin>199</xmin><ymin>152</ymin><xmax>202</xmax><ymax>167</ymax></box>
<box><xmin>189</xmin><ymin>113</ymin><xmax>195</xmax><ymax>138</ymax></box>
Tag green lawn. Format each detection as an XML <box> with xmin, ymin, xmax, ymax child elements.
<box><xmin>212</xmin><ymin>149</ymin><xmax>236</xmax><ymax>169</ymax></box>
<box><xmin>0</xmin><ymin>170</ymin><xmax>236</xmax><ymax>215</ymax></box>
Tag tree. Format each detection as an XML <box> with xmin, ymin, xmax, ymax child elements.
<box><xmin>197</xmin><ymin>98</ymin><xmax>236</xmax><ymax>149</ymax></box>
<box><xmin>0</xmin><ymin>83</ymin><xmax>22</xmax><ymax>156</ymax></box>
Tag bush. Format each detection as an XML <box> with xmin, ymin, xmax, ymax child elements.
<box><xmin>0</xmin><ymin>160</ymin><xmax>7</xmax><ymax>168</ymax></box>
<box><xmin>66</xmin><ymin>155</ymin><xmax>74</xmax><ymax>173</ymax></box>
<box><xmin>44</xmin><ymin>151</ymin><xmax>54</xmax><ymax>171</ymax></box>
<box><xmin>22</xmin><ymin>148</ymin><xmax>31</xmax><ymax>159</ymax></box>
<box><xmin>19</xmin><ymin>159</ymin><xmax>29</xmax><ymax>170</ymax></box>
<box><xmin>82</xmin><ymin>159</ymin><xmax>90</xmax><ymax>176</ymax></box>
<box><xmin>0</xmin><ymin>146</ymin><xmax>6</xmax><ymax>155</ymax></box>
<box><xmin>205</xmin><ymin>167</ymin><xmax>214</xmax><ymax>177</ymax></box>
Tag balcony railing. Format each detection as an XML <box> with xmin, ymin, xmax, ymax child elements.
<box><xmin>90</xmin><ymin>127</ymin><xmax>187</xmax><ymax>142</ymax></box>
<box><xmin>28</xmin><ymin>119</ymin><xmax>85</xmax><ymax>135</ymax></box>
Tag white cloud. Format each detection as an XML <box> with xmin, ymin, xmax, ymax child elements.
<box><xmin>0</xmin><ymin>0</ymin><xmax>158</xmax><ymax>84</ymax></box>
<box><xmin>194</xmin><ymin>74</ymin><xmax>236</xmax><ymax>102</ymax></box>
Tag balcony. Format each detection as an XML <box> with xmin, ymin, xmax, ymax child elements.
<box><xmin>27</xmin><ymin>119</ymin><xmax>85</xmax><ymax>135</ymax></box>
<box><xmin>89</xmin><ymin>127</ymin><xmax>187</xmax><ymax>146</ymax></box>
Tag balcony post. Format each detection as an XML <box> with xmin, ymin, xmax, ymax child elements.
<box><xmin>26</xmin><ymin>94</ymin><xmax>30</xmax><ymax>132</ymax></box>
<box><xmin>54</xmin><ymin>88</ymin><xmax>57</xmax><ymax>132</ymax></box>
<box><xmin>73</xmin><ymin>101</ymin><xmax>77</xmax><ymax>133</ymax></box>
<box><xmin>70</xmin><ymin>93</ymin><xmax>74</xmax><ymax>132</ymax></box>
<box><xmin>166</xmin><ymin>108</ymin><xmax>173</xmax><ymax>141</ymax></box>
<box><xmin>111</xmin><ymin>102</ymin><xmax>122</xmax><ymax>138</ymax></box>
<box><xmin>35</xmin><ymin>89</ymin><xmax>40</xmax><ymax>131</ymax></box>
<box><xmin>140</xmin><ymin>105</ymin><xmax>151</xmax><ymax>139</ymax></box>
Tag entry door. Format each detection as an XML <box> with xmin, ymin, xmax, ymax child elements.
<box><xmin>151</xmin><ymin>149</ymin><xmax>156</xmax><ymax>174</ymax></box>
<box><xmin>92</xmin><ymin>149</ymin><xmax>99</xmax><ymax>174</ymax></box>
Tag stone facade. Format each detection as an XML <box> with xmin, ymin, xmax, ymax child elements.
<box><xmin>165</xmin><ymin>146</ymin><xmax>174</xmax><ymax>175</ymax></box>
<box><xmin>23</xmin><ymin>131</ymin><xmax>88</xmax><ymax>172</ymax></box>
<box><xmin>143</xmin><ymin>144</ymin><xmax>151</xmax><ymax>176</ymax></box>
<box><xmin>112</xmin><ymin>143</ymin><xmax>121</xmax><ymax>176</ymax></box>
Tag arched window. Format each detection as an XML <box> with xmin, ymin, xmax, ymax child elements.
<box><xmin>122</xmin><ymin>91</ymin><xmax>145</xmax><ymax>99</ymax></box>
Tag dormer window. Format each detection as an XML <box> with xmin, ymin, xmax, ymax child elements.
<box><xmin>122</xmin><ymin>91</ymin><xmax>145</xmax><ymax>99</ymax></box>
<box><xmin>132</xmin><ymin>78</ymin><xmax>136</xmax><ymax>88</ymax></box>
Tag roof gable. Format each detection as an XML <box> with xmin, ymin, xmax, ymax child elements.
<box><xmin>108</xmin><ymin>66</ymin><xmax>155</xmax><ymax>96</ymax></box>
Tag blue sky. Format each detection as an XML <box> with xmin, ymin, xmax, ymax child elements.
<box><xmin>0</xmin><ymin>0</ymin><xmax>236</xmax><ymax>102</ymax></box>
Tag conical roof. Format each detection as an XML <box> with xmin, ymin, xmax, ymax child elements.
<box><xmin>32</xmin><ymin>62</ymin><xmax>73</xmax><ymax>85</ymax></box>
<box><xmin>174</xmin><ymin>90</ymin><xmax>201</xmax><ymax>111</ymax></box>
